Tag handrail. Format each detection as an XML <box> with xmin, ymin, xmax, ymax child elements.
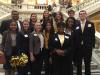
<box><xmin>0</xmin><ymin>2</ymin><xmax>12</xmax><ymax>13</ymax></box>
<box><xmin>0</xmin><ymin>2</ymin><xmax>47</xmax><ymax>11</ymax></box>
<box><xmin>0</xmin><ymin>13</ymin><xmax>11</xmax><ymax>27</ymax></box>
<box><xmin>62</xmin><ymin>0</ymin><xmax>100</xmax><ymax>12</ymax></box>
<box><xmin>95</xmin><ymin>31</ymin><xmax>100</xmax><ymax>40</ymax></box>
<box><xmin>61</xmin><ymin>0</ymin><xmax>100</xmax><ymax>18</ymax></box>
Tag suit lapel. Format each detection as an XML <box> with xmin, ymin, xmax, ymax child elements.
<box><xmin>79</xmin><ymin>20</ymin><xmax>88</xmax><ymax>34</ymax></box>
<box><xmin>83</xmin><ymin>21</ymin><xmax>88</xmax><ymax>33</ymax></box>
<box><xmin>56</xmin><ymin>33</ymin><xmax>65</xmax><ymax>47</ymax></box>
<box><xmin>78</xmin><ymin>21</ymin><xmax>83</xmax><ymax>34</ymax></box>
<box><xmin>56</xmin><ymin>34</ymin><xmax>61</xmax><ymax>47</ymax></box>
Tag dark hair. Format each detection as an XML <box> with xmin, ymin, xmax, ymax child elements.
<box><xmin>9</xmin><ymin>21</ymin><xmax>18</xmax><ymax>31</ymax></box>
<box><xmin>79</xmin><ymin>10</ymin><xmax>87</xmax><ymax>15</ymax></box>
<box><xmin>57</xmin><ymin>21</ymin><xmax>65</xmax><ymax>28</ymax></box>
<box><xmin>30</xmin><ymin>13</ymin><xmax>37</xmax><ymax>22</ymax></box>
<box><xmin>65</xmin><ymin>17</ymin><xmax>76</xmax><ymax>29</ymax></box>
<box><xmin>55</xmin><ymin>12</ymin><xmax>64</xmax><ymax>22</ymax></box>
<box><xmin>68</xmin><ymin>9</ymin><xmax>75</xmax><ymax>14</ymax></box>
<box><xmin>43</xmin><ymin>10</ymin><xmax>50</xmax><ymax>18</ymax></box>
<box><xmin>11</xmin><ymin>10</ymin><xmax>19</xmax><ymax>15</ymax></box>
<box><xmin>44</xmin><ymin>20</ymin><xmax>54</xmax><ymax>34</ymax></box>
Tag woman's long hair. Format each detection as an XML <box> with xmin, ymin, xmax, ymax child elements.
<box><xmin>55</xmin><ymin>11</ymin><xmax>64</xmax><ymax>23</ymax></box>
<box><xmin>44</xmin><ymin>20</ymin><xmax>54</xmax><ymax>36</ymax></box>
<box><xmin>65</xmin><ymin>17</ymin><xmax>76</xmax><ymax>30</ymax></box>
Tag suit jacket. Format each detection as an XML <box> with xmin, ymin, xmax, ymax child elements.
<box><xmin>1</xmin><ymin>31</ymin><xmax>20</xmax><ymax>56</ymax></box>
<box><xmin>0</xmin><ymin>19</ymin><xmax>22</xmax><ymax>34</ymax></box>
<box><xmin>29</xmin><ymin>31</ymin><xmax>44</xmax><ymax>55</ymax></box>
<box><xmin>17</xmin><ymin>31</ymin><xmax>30</xmax><ymax>54</ymax></box>
<box><xmin>49</xmin><ymin>32</ymin><xmax>73</xmax><ymax>57</ymax></box>
<box><xmin>74</xmin><ymin>20</ymin><xmax>95</xmax><ymax>51</ymax></box>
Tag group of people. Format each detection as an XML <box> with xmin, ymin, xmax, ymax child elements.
<box><xmin>0</xmin><ymin>9</ymin><xmax>95</xmax><ymax>75</ymax></box>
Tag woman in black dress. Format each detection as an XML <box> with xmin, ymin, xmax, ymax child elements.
<box><xmin>49</xmin><ymin>22</ymin><xmax>73</xmax><ymax>75</ymax></box>
<box><xmin>17</xmin><ymin>19</ymin><xmax>31</xmax><ymax>75</ymax></box>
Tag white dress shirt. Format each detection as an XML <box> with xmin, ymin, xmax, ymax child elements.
<box><xmin>17</xmin><ymin>20</ymin><xmax>21</xmax><ymax>32</ymax></box>
<box><xmin>80</xmin><ymin>20</ymin><xmax>86</xmax><ymax>33</ymax></box>
<box><xmin>38</xmin><ymin>33</ymin><xmax>44</xmax><ymax>50</ymax></box>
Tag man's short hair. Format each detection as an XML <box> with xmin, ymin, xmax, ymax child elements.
<box><xmin>79</xmin><ymin>10</ymin><xmax>87</xmax><ymax>15</ymax></box>
<box><xmin>68</xmin><ymin>9</ymin><xmax>75</xmax><ymax>14</ymax></box>
<box><xmin>11</xmin><ymin>10</ymin><xmax>19</xmax><ymax>15</ymax></box>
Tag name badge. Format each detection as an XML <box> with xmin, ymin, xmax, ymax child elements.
<box><xmin>55</xmin><ymin>38</ymin><xmax>58</xmax><ymax>41</ymax></box>
<box><xmin>65</xmin><ymin>36</ymin><xmax>69</xmax><ymax>39</ymax></box>
<box><xmin>88</xmin><ymin>24</ymin><xmax>91</xmax><ymax>27</ymax></box>
<box><xmin>24</xmin><ymin>34</ymin><xmax>28</xmax><ymax>37</ymax></box>
<box><xmin>76</xmin><ymin>26</ymin><xmax>79</xmax><ymax>30</ymax></box>
<box><xmin>34</xmin><ymin>34</ymin><xmax>37</xmax><ymax>36</ymax></box>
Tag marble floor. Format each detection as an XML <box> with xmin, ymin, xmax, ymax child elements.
<box><xmin>0</xmin><ymin>64</ymin><xmax>4</xmax><ymax>75</ymax></box>
<box><xmin>0</xmin><ymin>73</ymin><xmax>4</xmax><ymax>75</ymax></box>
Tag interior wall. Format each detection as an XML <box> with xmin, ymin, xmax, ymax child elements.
<box><xmin>0</xmin><ymin>0</ymin><xmax>11</xmax><ymax>4</ymax></box>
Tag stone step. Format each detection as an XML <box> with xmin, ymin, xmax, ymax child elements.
<box><xmin>73</xmin><ymin>62</ymin><xmax>98</xmax><ymax>70</ymax></box>
<box><xmin>0</xmin><ymin>72</ymin><xmax>4</xmax><ymax>75</ymax></box>
<box><xmin>74</xmin><ymin>69</ymin><xmax>100</xmax><ymax>75</ymax></box>
<box><xmin>82</xmin><ymin>62</ymin><xmax>98</xmax><ymax>70</ymax></box>
<box><xmin>0</xmin><ymin>64</ymin><xmax>4</xmax><ymax>72</ymax></box>
<box><xmin>0</xmin><ymin>63</ymin><xmax>100</xmax><ymax>74</ymax></box>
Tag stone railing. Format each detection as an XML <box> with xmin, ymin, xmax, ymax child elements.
<box><xmin>0</xmin><ymin>1</ymin><xmax>48</xmax><ymax>13</ymax></box>
<box><xmin>91</xmin><ymin>20</ymin><xmax>100</xmax><ymax>32</ymax></box>
<box><xmin>95</xmin><ymin>32</ymin><xmax>100</xmax><ymax>49</ymax></box>
<box><xmin>0</xmin><ymin>13</ymin><xmax>11</xmax><ymax>27</ymax></box>
<box><xmin>11</xmin><ymin>4</ymin><xmax>48</xmax><ymax>10</ymax></box>
<box><xmin>0</xmin><ymin>2</ymin><xmax>12</xmax><ymax>13</ymax></box>
<box><xmin>61</xmin><ymin>0</ymin><xmax>100</xmax><ymax>18</ymax></box>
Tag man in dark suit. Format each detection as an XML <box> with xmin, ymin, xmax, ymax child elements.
<box><xmin>0</xmin><ymin>10</ymin><xmax>22</xmax><ymax>34</ymax></box>
<box><xmin>74</xmin><ymin>10</ymin><xmax>95</xmax><ymax>75</ymax></box>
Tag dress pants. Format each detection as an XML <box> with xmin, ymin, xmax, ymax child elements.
<box><xmin>31</xmin><ymin>51</ymin><xmax>43</xmax><ymax>75</ymax></box>
<box><xmin>52</xmin><ymin>55</ymin><xmax>73</xmax><ymax>75</ymax></box>
<box><xmin>75</xmin><ymin>45</ymin><xmax>92</xmax><ymax>75</ymax></box>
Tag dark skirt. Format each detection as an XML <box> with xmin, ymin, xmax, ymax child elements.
<box><xmin>3</xmin><ymin>46</ymin><xmax>18</xmax><ymax>70</ymax></box>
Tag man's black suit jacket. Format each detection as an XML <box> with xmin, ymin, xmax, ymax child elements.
<box><xmin>74</xmin><ymin>20</ymin><xmax>95</xmax><ymax>52</ymax></box>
